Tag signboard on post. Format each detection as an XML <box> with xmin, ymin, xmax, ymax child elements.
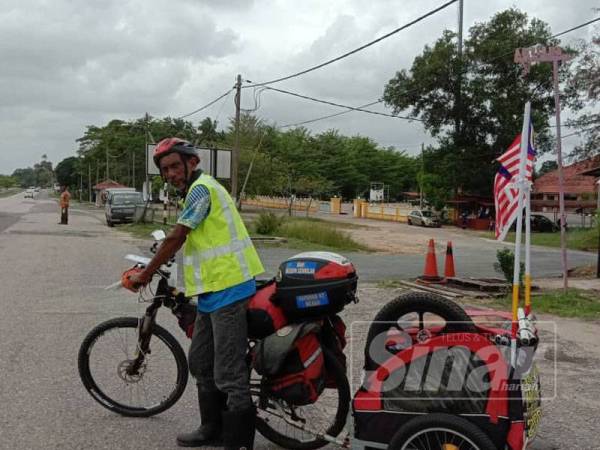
<box><xmin>146</xmin><ymin>144</ymin><xmax>231</xmax><ymax>179</ymax></box>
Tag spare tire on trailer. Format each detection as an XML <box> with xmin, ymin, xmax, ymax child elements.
<box><xmin>363</xmin><ymin>291</ymin><xmax>476</xmax><ymax>370</ymax></box>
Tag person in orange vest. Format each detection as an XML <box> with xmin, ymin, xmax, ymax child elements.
<box><xmin>60</xmin><ymin>186</ymin><xmax>71</xmax><ymax>225</ymax></box>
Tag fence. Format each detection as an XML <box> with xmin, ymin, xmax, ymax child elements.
<box><xmin>354</xmin><ymin>200</ymin><xmax>411</xmax><ymax>223</ymax></box>
<box><xmin>242</xmin><ymin>196</ymin><xmax>319</xmax><ymax>213</ymax></box>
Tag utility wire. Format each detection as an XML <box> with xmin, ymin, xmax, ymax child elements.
<box><xmin>244</xmin><ymin>0</ymin><xmax>458</xmax><ymax>88</ymax></box>
<box><xmin>261</xmin><ymin>86</ymin><xmax>423</xmax><ymax>122</ymax></box>
<box><xmin>280</xmin><ymin>100</ymin><xmax>382</xmax><ymax>128</ymax></box>
<box><xmin>178</xmin><ymin>89</ymin><xmax>233</xmax><ymax>119</ymax></box>
<box><xmin>552</xmin><ymin>16</ymin><xmax>600</xmax><ymax>39</ymax></box>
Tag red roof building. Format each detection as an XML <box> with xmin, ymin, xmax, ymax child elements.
<box><xmin>532</xmin><ymin>157</ymin><xmax>600</xmax><ymax>213</ymax></box>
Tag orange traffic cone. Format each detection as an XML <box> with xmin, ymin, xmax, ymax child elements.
<box><xmin>419</xmin><ymin>239</ymin><xmax>442</xmax><ymax>282</ymax></box>
<box><xmin>444</xmin><ymin>241</ymin><xmax>456</xmax><ymax>278</ymax></box>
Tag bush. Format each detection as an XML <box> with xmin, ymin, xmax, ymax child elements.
<box><xmin>494</xmin><ymin>248</ymin><xmax>524</xmax><ymax>284</ymax></box>
<box><xmin>254</xmin><ymin>212</ymin><xmax>285</xmax><ymax>235</ymax></box>
<box><xmin>280</xmin><ymin>221</ymin><xmax>367</xmax><ymax>251</ymax></box>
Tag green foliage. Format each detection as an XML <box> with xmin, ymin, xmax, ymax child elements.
<box><xmin>536</xmin><ymin>160</ymin><xmax>558</xmax><ymax>177</ymax></box>
<box><xmin>564</xmin><ymin>31</ymin><xmax>599</xmax><ymax>159</ymax></box>
<box><xmin>254</xmin><ymin>212</ymin><xmax>286</xmax><ymax>235</ymax></box>
<box><xmin>494</xmin><ymin>248</ymin><xmax>525</xmax><ymax>284</ymax></box>
<box><xmin>278</xmin><ymin>219</ymin><xmax>368</xmax><ymax>251</ymax></box>
<box><xmin>11</xmin><ymin>155</ymin><xmax>54</xmax><ymax>187</ymax></box>
<box><xmin>0</xmin><ymin>175</ymin><xmax>17</xmax><ymax>188</ymax></box>
<box><xmin>55</xmin><ymin>156</ymin><xmax>80</xmax><ymax>189</ymax></box>
<box><xmin>383</xmin><ymin>8</ymin><xmax>571</xmax><ymax>196</ymax></box>
<box><xmin>499</xmin><ymin>289</ymin><xmax>600</xmax><ymax>319</ymax></box>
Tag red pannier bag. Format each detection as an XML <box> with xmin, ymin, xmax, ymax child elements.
<box><xmin>321</xmin><ymin>315</ymin><xmax>347</xmax><ymax>388</ymax></box>
<box><xmin>247</xmin><ymin>281</ymin><xmax>288</xmax><ymax>339</ymax></box>
<box><xmin>253</xmin><ymin>322</ymin><xmax>325</xmax><ymax>406</ymax></box>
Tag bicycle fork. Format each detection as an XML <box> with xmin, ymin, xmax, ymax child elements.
<box><xmin>127</xmin><ymin>310</ymin><xmax>157</xmax><ymax>376</ymax></box>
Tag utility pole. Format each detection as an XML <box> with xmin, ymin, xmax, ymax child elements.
<box><xmin>454</xmin><ymin>0</ymin><xmax>463</xmax><ymax>140</ymax></box>
<box><xmin>232</xmin><ymin>74</ymin><xmax>242</xmax><ymax>204</ymax></box>
<box><xmin>132</xmin><ymin>151</ymin><xmax>135</xmax><ymax>189</ymax></box>
<box><xmin>420</xmin><ymin>143</ymin><xmax>424</xmax><ymax>210</ymax></box>
<box><xmin>145</xmin><ymin>112</ymin><xmax>149</xmax><ymax>197</ymax></box>
<box><xmin>88</xmin><ymin>163</ymin><xmax>92</xmax><ymax>202</ymax></box>
<box><xmin>106</xmin><ymin>146</ymin><xmax>109</xmax><ymax>180</ymax></box>
<box><xmin>515</xmin><ymin>45</ymin><xmax>572</xmax><ymax>290</ymax></box>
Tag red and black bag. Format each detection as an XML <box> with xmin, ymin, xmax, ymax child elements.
<box><xmin>253</xmin><ymin>322</ymin><xmax>325</xmax><ymax>406</ymax></box>
<box><xmin>322</xmin><ymin>315</ymin><xmax>347</xmax><ymax>388</ymax></box>
<box><xmin>247</xmin><ymin>281</ymin><xmax>288</xmax><ymax>339</ymax></box>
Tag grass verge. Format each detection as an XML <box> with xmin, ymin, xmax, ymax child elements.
<box><xmin>118</xmin><ymin>222</ymin><xmax>173</xmax><ymax>239</ymax></box>
<box><xmin>481</xmin><ymin>229</ymin><xmax>599</xmax><ymax>252</ymax></box>
<box><xmin>494</xmin><ymin>289</ymin><xmax>600</xmax><ymax>319</ymax></box>
<box><xmin>0</xmin><ymin>188</ymin><xmax>24</xmax><ymax>198</ymax></box>
<box><xmin>252</xmin><ymin>215</ymin><xmax>371</xmax><ymax>252</ymax></box>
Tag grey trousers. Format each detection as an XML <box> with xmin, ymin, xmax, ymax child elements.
<box><xmin>188</xmin><ymin>298</ymin><xmax>251</xmax><ymax>411</ymax></box>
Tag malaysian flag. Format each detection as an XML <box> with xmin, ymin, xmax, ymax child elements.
<box><xmin>494</xmin><ymin>123</ymin><xmax>536</xmax><ymax>240</ymax></box>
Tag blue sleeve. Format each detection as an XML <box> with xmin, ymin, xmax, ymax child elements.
<box><xmin>177</xmin><ymin>185</ymin><xmax>211</xmax><ymax>230</ymax></box>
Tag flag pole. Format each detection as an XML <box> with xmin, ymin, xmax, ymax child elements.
<box><xmin>511</xmin><ymin>102</ymin><xmax>531</xmax><ymax>339</ymax></box>
<box><xmin>524</xmin><ymin>135</ymin><xmax>533</xmax><ymax>316</ymax></box>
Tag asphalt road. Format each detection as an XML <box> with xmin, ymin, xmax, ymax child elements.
<box><xmin>1</xmin><ymin>191</ymin><xmax>598</xmax><ymax>450</ymax></box>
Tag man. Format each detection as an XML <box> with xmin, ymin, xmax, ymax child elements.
<box><xmin>129</xmin><ymin>138</ymin><xmax>263</xmax><ymax>450</ymax></box>
<box><xmin>60</xmin><ymin>186</ymin><xmax>71</xmax><ymax>224</ymax></box>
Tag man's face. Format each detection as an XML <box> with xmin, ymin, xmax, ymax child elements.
<box><xmin>159</xmin><ymin>153</ymin><xmax>195</xmax><ymax>191</ymax></box>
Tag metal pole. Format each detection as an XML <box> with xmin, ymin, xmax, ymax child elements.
<box><xmin>553</xmin><ymin>60</ymin><xmax>568</xmax><ymax>290</ymax></box>
<box><xmin>420</xmin><ymin>143</ymin><xmax>424</xmax><ymax>210</ymax></box>
<box><xmin>88</xmin><ymin>163</ymin><xmax>91</xmax><ymax>203</ymax></box>
<box><xmin>106</xmin><ymin>146</ymin><xmax>109</xmax><ymax>181</ymax></box>
<box><xmin>512</xmin><ymin>101</ymin><xmax>531</xmax><ymax>337</ymax></box>
<box><xmin>145</xmin><ymin>113</ymin><xmax>149</xmax><ymax>198</ymax></box>
<box><xmin>232</xmin><ymin>74</ymin><xmax>242</xmax><ymax>203</ymax></box>
<box><xmin>132</xmin><ymin>151</ymin><xmax>135</xmax><ymax>189</ymax></box>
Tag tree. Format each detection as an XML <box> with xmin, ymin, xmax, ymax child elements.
<box><xmin>0</xmin><ymin>175</ymin><xmax>17</xmax><ymax>188</ymax></box>
<box><xmin>11</xmin><ymin>168</ymin><xmax>36</xmax><ymax>187</ymax></box>
<box><xmin>536</xmin><ymin>160</ymin><xmax>558</xmax><ymax>177</ymax></box>
<box><xmin>55</xmin><ymin>156</ymin><xmax>80</xmax><ymax>189</ymax></box>
<box><xmin>565</xmin><ymin>29</ymin><xmax>600</xmax><ymax>159</ymax></box>
<box><xmin>383</xmin><ymin>9</ymin><xmax>568</xmax><ymax>196</ymax></box>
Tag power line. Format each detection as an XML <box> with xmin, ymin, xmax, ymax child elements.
<box><xmin>280</xmin><ymin>100</ymin><xmax>382</xmax><ymax>128</ymax></box>
<box><xmin>273</xmin><ymin>17</ymin><xmax>600</xmax><ymax>130</ymax></box>
<box><xmin>261</xmin><ymin>86</ymin><xmax>423</xmax><ymax>122</ymax></box>
<box><xmin>553</xmin><ymin>16</ymin><xmax>600</xmax><ymax>39</ymax></box>
<box><xmin>244</xmin><ymin>0</ymin><xmax>459</xmax><ymax>88</ymax></box>
<box><xmin>178</xmin><ymin>89</ymin><xmax>233</xmax><ymax>119</ymax></box>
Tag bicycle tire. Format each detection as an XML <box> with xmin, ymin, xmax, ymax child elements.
<box><xmin>388</xmin><ymin>413</ymin><xmax>496</xmax><ymax>450</ymax></box>
<box><xmin>255</xmin><ymin>347</ymin><xmax>350</xmax><ymax>450</ymax></box>
<box><xmin>364</xmin><ymin>292</ymin><xmax>476</xmax><ymax>370</ymax></box>
<box><xmin>78</xmin><ymin>316</ymin><xmax>188</xmax><ymax>417</ymax></box>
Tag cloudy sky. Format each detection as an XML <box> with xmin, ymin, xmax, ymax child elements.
<box><xmin>1</xmin><ymin>0</ymin><xmax>598</xmax><ymax>174</ymax></box>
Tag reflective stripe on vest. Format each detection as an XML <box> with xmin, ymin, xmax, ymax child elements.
<box><xmin>182</xmin><ymin>174</ymin><xmax>263</xmax><ymax>296</ymax></box>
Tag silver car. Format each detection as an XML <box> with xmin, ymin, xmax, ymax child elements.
<box><xmin>407</xmin><ymin>210</ymin><xmax>441</xmax><ymax>227</ymax></box>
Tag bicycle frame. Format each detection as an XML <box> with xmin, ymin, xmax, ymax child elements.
<box><xmin>127</xmin><ymin>274</ymin><xmax>180</xmax><ymax>376</ymax></box>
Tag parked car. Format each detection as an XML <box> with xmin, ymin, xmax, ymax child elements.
<box><xmin>510</xmin><ymin>213</ymin><xmax>559</xmax><ymax>233</ymax></box>
<box><xmin>407</xmin><ymin>210</ymin><xmax>441</xmax><ymax>227</ymax></box>
<box><xmin>24</xmin><ymin>189</ymin><xmax>34</xmax><ymax>199</ymax></box>
<box><xmin>105</xmin><ymin>190</ymin><xmax>144</xmax><ymax>226</ymax></box>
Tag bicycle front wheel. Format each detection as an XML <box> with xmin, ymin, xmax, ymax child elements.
<box><xmin>78</xmin><ymin>317</ymin><xmax>188</xmax><ymax>417</ymax></box>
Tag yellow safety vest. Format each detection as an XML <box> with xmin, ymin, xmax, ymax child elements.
<box><xmin>182</xmin><ymin>174</ymin><xmax>264</xmax><ymax>296</ymax></box>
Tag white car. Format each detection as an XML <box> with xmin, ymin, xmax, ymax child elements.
<box><xmin>24</xmin><ymin>189</ymin><xmax>34</xmax><ymax>199</ymax></box>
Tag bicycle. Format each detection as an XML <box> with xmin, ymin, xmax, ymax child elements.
<box><xmin>78</xmin><ymin>231</ymin><xmax>351</xmax><ymax>450</ymax></box>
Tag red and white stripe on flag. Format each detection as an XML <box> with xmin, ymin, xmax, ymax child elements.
<box><xmin>494</xmin><ymin>130</ymin><xmax>536</xmax><ymax>241</ymax></box>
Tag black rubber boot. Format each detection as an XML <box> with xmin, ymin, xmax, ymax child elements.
<box><xmin>176</xmin><ymin>390</ymin><xmax>226</xmax><ymax>447</ymax></box>
<box><xmin>223</xmin><ymin>407</ymin><xmax>256</xmax><ymax>450</ymax></box>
